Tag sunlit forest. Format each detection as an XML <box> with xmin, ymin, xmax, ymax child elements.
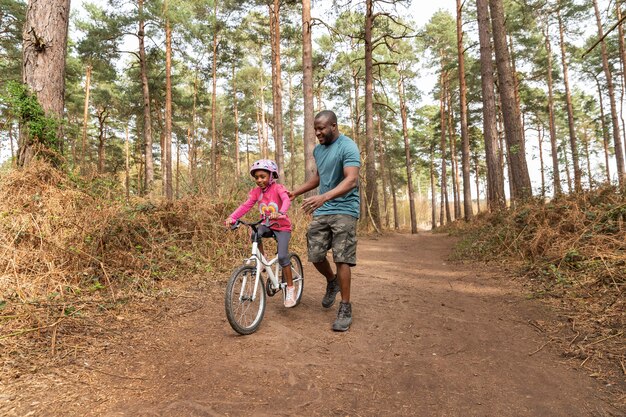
<box><xmin>0</xmin><ymin>0</ymin><xmax>624</xmax><ymax>410</ymax></box>
<box><xmin>1</xmin><ymin>0</ymin><xmax>624</xmax><ymax>229</ymax></box>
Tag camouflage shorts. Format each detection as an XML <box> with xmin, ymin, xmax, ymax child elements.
<box><xmin>307</xmin><ymin>214</ymin><xmax>358</xmax><ymax>266</ymax></box>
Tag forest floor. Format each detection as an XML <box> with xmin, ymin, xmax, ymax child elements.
<box><xmin>1</xmin><ymin>232</ymin><xmax>624</xmax><ymax>416</ymax></box>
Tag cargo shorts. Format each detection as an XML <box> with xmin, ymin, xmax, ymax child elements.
<box><xmin>307</xmin><ymin>214</ymin><xmax>358</xmax><ymax>266</ymax></box>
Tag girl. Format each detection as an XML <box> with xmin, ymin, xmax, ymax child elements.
<box><xmin>225</xmin><ymin>159</ymin><xmax>297</xmax><ymax>308</ymax></box>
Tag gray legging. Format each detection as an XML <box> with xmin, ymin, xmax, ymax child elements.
<box><xmin>253</xmin><ymin>225</ymin><xmax>292</xmax><ymax>267</ymax></box>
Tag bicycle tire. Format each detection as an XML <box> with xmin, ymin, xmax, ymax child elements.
<box><xmin>225</xmin><ymin>265</ymin><xmax>266</xmax><ymax>335</ymax></box>
<box><xmin>286</xmin><ymin>253</ymin><xmax>304</xmax><ymax>306</ymax></box>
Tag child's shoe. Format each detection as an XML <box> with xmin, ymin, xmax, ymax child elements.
<box><xmin>284</xmin><ymin>285</ymin><xmax>297</xmax><ymax>308</ymax></box>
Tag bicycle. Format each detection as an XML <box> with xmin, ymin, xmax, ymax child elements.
<box><xmin>225</xmin><ymin>217</ymin><xmax>304</xmax><ymax>335</ymax></box>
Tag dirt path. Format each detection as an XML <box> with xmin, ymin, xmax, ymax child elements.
<box><xmin>3</xmin><ymin>232</ymin><xmax>622</xmax><ymax>416</ymax></box>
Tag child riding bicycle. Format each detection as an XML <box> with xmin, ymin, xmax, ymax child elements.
<box><xmin>225</xmin><ymin>159</ymin><xmax>297</xmax><ymax>308</ymax></box>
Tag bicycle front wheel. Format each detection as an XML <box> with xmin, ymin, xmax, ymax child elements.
<box><xmin>225</xmin><ymin>265</ymin><xmax>266</xmax><ymax>335</ymax></box>
<box><xmin>286</xmin><ymin>253</ymin><xmax>304</xmax><ymax>306</ymax></box>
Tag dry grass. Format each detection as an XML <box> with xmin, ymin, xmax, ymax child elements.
<box><xmin>0</xmin><ymin>161</ymin><xmax>307</xmax><ymax>370</ymax></box>
<box><xmin>447</xmin><ymin>188</ymin><xmax>625</xmax><ymax>400</ymax></box>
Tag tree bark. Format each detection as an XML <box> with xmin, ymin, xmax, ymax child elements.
<box><xmin>211</xmin><ymin>0</ymin><xmax>219</xmax><ymax>184</ymax></box>
<box><xmin>364</xmin><ymin>0</ymin><xmax>380</xmax><ymax>231</ymax></box>
<box><xmin>302</xmin><ymin>0</ymin><xmax>316</xmax><ymax>189</ymax></box>
<box><xmin>233</xmin><ymin>64</ymin><xmax>240</xmax><ymax>178</ymax></box>
<box><xmin>476</xmin><ymin>0</ymin><xmax>505</xmax><ymax>211</ymax></box>
<box><xmin>456</xmin><ymin>0</ymin><xmax>473</xmax><ymax>220</ymax></box>
<box><xmin>594</xmin><ymin>75</ymin><xmax>611</xmax><ymax>183</ymax></box>
<box><xmin>19</xmin><ymin>0</ymin><xmax>71</xmax><ymax>166</ymax></box>
<box><xmin>430</xmin><ymin>142</ymin><xmax>437</xmax><ymax>230</ymax></box>
<box><xmin>96</xmin><ymin>107</ymin><xmax>108</xmax><ymax>174</ymax></box>
<box><xmin>138</xmin><ymin>0</ymin><xmax>154</xmax><ymax>193</ymax></box>
<box><xmin>81</xmin><ymin>64</ymin><xmax>92</xmax><ymax>170</ymax></box>
<box><xmin>399</xmin><ymin>76</ymin><xmax>417</xmax><ymax>234</ymax></box>
<box><xmin>164</xmin><ymin>2</ymin><xmax>173</xmax><ymax>201</ymax></box>
<box><xmin>269</xmin><ymin>0</ymin><xmax>285</xmax><ymax>182</ymax></box>
<box><xmin>544</xmin><ymin>28</ymin><xmax>562</xmax><ymax>196</ymax></box>
<box><xmin>439</xmin><ymin>67</ymin><xmax>449</xmax><ymax>225</ymax></box>
<box><xmin>593</xmin><ymin>0</ymin><xmax>625</xmax><ymax>187</ymax></box>
<box><xmin>557</xmin><ymin>9</ymin><xmax>581</xmax><ymax>192</ymax></box>
<box><xmin>489</xmin><ymin>0</ymin><xmax>532</xmax><ymax>200</ymax></box>
<box><xmin>377</xmin><ymin>114</ymin><xmax>390</xmax><ymax>228</ymax></box>
<box><xmin>537</xmin><ymin>123</ymin><xmax>546</xmax><ymax>198</ymax></box>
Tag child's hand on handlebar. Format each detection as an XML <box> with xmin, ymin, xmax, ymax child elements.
<box><xmin>225</xmin><ymin>216</ymin><xmax>236</xmax><ymax>226</ymax></box>
<box><xmin>269</xmin><ymin>212</ymin><xmax>282</xmax><ymax>220</ymax></box>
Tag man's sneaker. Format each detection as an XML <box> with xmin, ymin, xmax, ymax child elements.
<box><xmin>284</xmin><ymin>285</ymin><xmax>297</xmax><ymax>308</ymax></box>
<box><xmin>322</xmin><ymin>276</ymin><xmax>340</xmax><ymax>308</ymax></box>
<box><xmin>332</xmin><ymin>302</ymin><xmax>352</xmax><ymax>332</ymax></box>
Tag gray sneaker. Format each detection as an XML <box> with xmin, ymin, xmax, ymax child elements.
<box><xmin>332</xmin><ymin>302</ymin><xmax>352</xmax><ymax>332</ymax></box>
<box><xmin>322</xmin><ymin>276</ymin><xmax>340</xmax><ymax>308</ymax></box>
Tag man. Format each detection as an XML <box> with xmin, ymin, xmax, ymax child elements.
<box><xmin>288</xmin><ymin>110</ymin><xmax>360</xmax><ymax>331</ymax></box>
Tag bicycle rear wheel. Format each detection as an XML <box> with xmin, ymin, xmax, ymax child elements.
<box><xmin>285</xmin><ymin>253</ymin><xmax>304</xmax><ymax>306</ymax></box>
<box><xmin>225</xmin><ymin>265</ymin><xmax>266</xmax><ymax>335</ymax></box>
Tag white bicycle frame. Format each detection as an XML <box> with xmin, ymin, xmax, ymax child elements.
<box><xmin>242</xmin><ymin>240</ymin><xmax>283</xmax><ymax>302</ymax></box>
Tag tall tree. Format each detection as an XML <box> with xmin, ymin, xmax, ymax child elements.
<box><xmin>138</xmin><ymin>0</ymin><xmax>154</xmax><ymax>193</ymax></box>
<box><xmin>455</xmin><ymin>0</ymin><xmax>472</xmax><ymax>219</ymax></box>
<box><xmin>476</xmin><ymin>0</ymin><xmax>505</xmax><ymax>210</ymax></box>
<box><xmin>592</xmin><ymin>0</ymin><xmax>625</xmax><ymax>187</ymax></box>
<box><xmin>18</xmin><ymin>0</ymin><xmax>71</xmax><ymax>166</ymax></box>
<box><xmin>556</xmin><ymin>6</ymin><xmax>581</xmax><ymax>192</ymax></box>
<box><xmin>489</xmin><ymin>0</ymin><xmax>532</xmax><ymax>200</ymax></box>
<box><xmin>302</xmin><ymin>0</ymin><xmax>316</xmax><ymax>189</ymax></box>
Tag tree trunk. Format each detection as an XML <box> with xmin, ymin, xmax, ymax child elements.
<box><xmin>81</xmin><ymin>64</ymin><xmax>92</xmax><ymax>170</ymax></box>
<box><xmin>593</xmin><ymin>0</ymin><xmax>625</xmax><ymax>187</ymax></box>
<box><xmin>138</xmin><ymin>0</ymin><xmax>154</xmax><ymax>193</ymax></box>
<box><xmin>562</xmin><ymin>145</ymin><xmax>572</xmax><ymax>192</ymax></box>
<box><xmin>260</xmin><ymin>87</ymin><xmax>269</xmax><ymax>158</ymax></box>
<box><xmin>364</xmin><ymin>0</ymin><xmax>380</xmax><ymax>231</ymax></box>
<box><xmin>538</xmin><ymin>123</ymin><xmax>546</xmax><ymax>198</ymax></box>
<box><xmin>211</xmin><ymin>0</ymin><xmax>219</xmax><ymax>184</ymax></box>
<box><xmin>377</xmin><ymin>114</ymin><xmax>390</xmax><ymax>228</ymax></box>
<box><xmin>544</xmin><ymin>28</ymin><xmax>562</xmax><ymax>196</ymax></box>
<box><xmin>489</xmin><ymin>0</ymin><xmax>532</xmax><ymax>199</ymax></box>
<box><xmin>96</xmin><ymin>108</ymin><xmax>107</xmax><ymax>174</ymax></box>
<box><xmin>125</xmin><ymin>125</ymin><xmax>130</xmax><ymax>200</ymax></box>
<box><xmin>288</xmin><ymin>72</ymin><xmax>295</xmax><ymax>189</ymax></box>
<box><xmin>557</xmin><ymin>10</ymin><xmax>581</xmax><ymax>192</ymax></box>
<box><xmin>269</xmin><ymin>0</ymin><xmax>285</xmax><ymax>182</ymax></box>
<box><xmin>233</xmin><ymin>64</ymin><xmax>240</xmax><ymax>178</ymax></box>
<box><xmin>430</xmin><ymin>142</ymin><xmax>437</xmax><ymax>229</ymax></box>
<box><xmin>388</xmin><ymin>162</ymin><xmax>399</xmax><ymax>230</ymax></box>
<box><xmin>476</xmin><ymin>0</ymin><xmax>505</xmax><ymax>211</ymax></box>
<box><xmin>164</xmin><ymin>3</ymin><xmax>173</xmax><ymax>201</ymax></box>
<box><xmin>447</xmin><ymin>92</ymin><xmax>461</xmax><ymax>220</ymax></box>
<box><xmin>594</xmin><ymin>76</ymin><xmax>612</xmax><ymax>183</ymax></box>
<box><xmin>456</xmin><ymin>0</ymin><xmax>473</xmax><ymax>220</ymax></box>
<box><xmin>474</xmin><ymin>156</ymin><xmax>481</xmax><ymax>213</ymax></box>
<box><xmin>19</xmin><ymin>0</ymin><xmax>71</xmax><ymax>166</ymax></box>
<box><xmin>440</xmin><ymin>67</ymin><xmax>449</xmax><ymax>226</ymax></box>
<box><xmin>190</xmin><ymin>70</ymin><xmax>198</xmax><ymax>186</ymax></box>
<box><xmin>399</xmin><ymin>76</ymin><xmax>417</xmax><ymax>234</ymax></box>
<box><xmin>617</xmin><ymin>4</ymin><xmax>626</xmax><ymax>175</ymax></box>
<box><xmin>302</xmin><ymin>0</ymin><xmax>316</xmax><ymax>189</ymax></box>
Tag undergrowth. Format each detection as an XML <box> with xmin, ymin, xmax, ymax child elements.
<box><xmin>0</xmin><ymin>161</ymin><xmax>307</xmax><ymax>365</ymax></box>
<box><xmin>445</xmin><ymin>188</ymin><xmax>625</xmax><ymax>400</ymax></box>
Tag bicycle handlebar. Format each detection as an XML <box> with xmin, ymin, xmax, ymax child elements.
<box><xmin>229</xmin><ymin>215</ymin><xmax>286</xmax><ymax>230</ymax></box>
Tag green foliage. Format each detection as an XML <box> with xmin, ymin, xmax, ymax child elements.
<box><xmin>1</xmin><ymin>81</ymin><xmax>61</xmax><ymax>151</ymax></box>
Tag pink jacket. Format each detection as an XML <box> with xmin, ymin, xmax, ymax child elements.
<box><xmin>229</xmin><ymin>183</ymin><xmax>292</xmax><ymax>231</ymax></box>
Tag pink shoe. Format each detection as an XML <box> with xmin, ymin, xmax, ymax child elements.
<box><xmin>284</xmin><ymin>285</ymin><xmax>297</xmax><ymax>308</ymax></box>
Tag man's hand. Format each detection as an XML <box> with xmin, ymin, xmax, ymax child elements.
<box><xmin>287</xmin><ymin>190</ymin><xmax>296</xmax><ymax>201</ymax></box>
<box><xmin>302</xmin><ymin>194</ymin><xmax>327</xmax><ymax>214</ymax></box>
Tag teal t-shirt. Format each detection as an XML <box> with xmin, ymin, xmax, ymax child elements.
<box><xmin>313</xmin><ymin>134</ymin><xmax>361</xmax><ymax>218</ymax></box>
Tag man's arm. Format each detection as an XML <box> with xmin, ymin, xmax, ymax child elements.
<box><xmin>288</xmin><ymin>170</ymin><xmax>320</xmax><ymax>200</ymax></box>
<box><xmin>301</xmin><ymin>166</ymin><xmax>359</xmax><ymax>214</ymax></box>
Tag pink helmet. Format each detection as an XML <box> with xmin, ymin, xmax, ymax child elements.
<box><xmin>250</xmin><ymin>159</ymin><xmax>279</xmax><ymax>179</ymax></box>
